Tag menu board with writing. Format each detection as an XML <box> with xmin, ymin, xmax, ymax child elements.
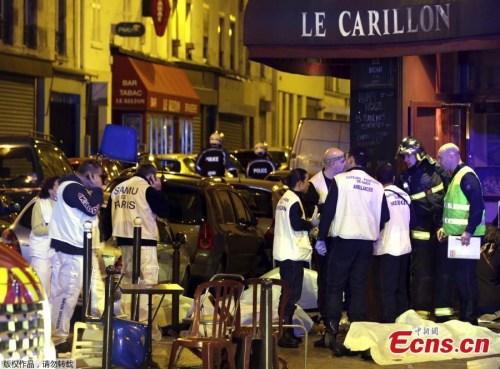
<box><xmin>350</xmin><ymin>58</ymin><xmax>399</xmax><ymax>173</ymax></box>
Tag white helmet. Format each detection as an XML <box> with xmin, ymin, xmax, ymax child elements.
<box><xmin>254</xmin><ymin>142</ymin><xmax>268</xmax><ymax>155</ymax></box>
<box><xmin>209</xmin><ymin>131</ymin><xmax>224</xmax><ymax>146</ymax></box>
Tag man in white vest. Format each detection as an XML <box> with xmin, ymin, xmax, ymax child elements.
<box><xmin>49</xmin><ymin>159</ymin><xmax>104</xmax><ymax>354</ymax></box>
<box><xmin>110</xmin><ymin>163</ymin><xmax>170</xmax><ymax>330</ymax></box>
<box><xmin>315</xmin><ymin>146</ymin><xmax>389</xmax><ymax>358</ymax></box>
<box><xmin>305</xmin><ymin>147</ymin><xmax>346</xmax><ymax>348</ymax></box>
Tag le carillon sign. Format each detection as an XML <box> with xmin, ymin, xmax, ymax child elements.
<box><xmin>244</xmin><ymin>0</ymin><xmax>500</xmax><ymax>62</ymax></box>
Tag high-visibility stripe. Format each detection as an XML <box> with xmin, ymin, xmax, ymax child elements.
<box><xmin>416</xmin><ymin>310</ymin><xmax>431</xmax><ymax>319</ymax></box>
<box><xmin>444</xmin><ymin>218</ymin><xmax>468</xmax><ymax>225</ymax></box>
<box><xmin>411</xmin><ymin>230</ymin><xmax>431</xmax><ymax>240</ymax></box>
<box><xmin>444</xmin><ymin>203</ymin><xmax>470</xmax><ymax>211</ymax></box>
<box><xmin>434</xmin><ymin>307</ymin><xmax>454</xmax><ymax>316</ymax></box>
<box><xmin>11</xmin><ymin>267</ymin><xmax>41</xmax><ymax>303</ymax></box>
<box><xmin>410</xmin><ymin>183</ymin><xmax>444</xmax><ymax>200</ymax></box>
<box><xmin>0</xmin><ymin>268</ymin><xmax>7</xmax><ymax>303</ymax></box>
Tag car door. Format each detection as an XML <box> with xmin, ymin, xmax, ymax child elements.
<box><xmin>214</xmin><ymin>189</ymin><xmax>260</xmax><ymax>275</ymax></box>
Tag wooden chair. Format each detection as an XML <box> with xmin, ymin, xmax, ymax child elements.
<box><xmin>232</xmin><ymin>278</ymin><xmax>289</xmax><ymax>369</ymax></box>
<box><xmin>167</xmin><ymin>279</ymin><xmax>244</xmax><ymax>369</ymax></box>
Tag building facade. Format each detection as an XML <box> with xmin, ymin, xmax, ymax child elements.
<box><xmin>0</xmin><ymin>1</ymin><xmax>350</xmax><ymax>157</ymax></box>
<box><xmin>244</xmin><ymin>0</ymin><xmax>500</xmax><ymax>221</ymax></box>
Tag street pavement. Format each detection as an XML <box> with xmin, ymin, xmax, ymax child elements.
<box><xmin>150</xmin><ymin>324</ymin><xmax>500</xmax><ymax>369</ymax></box>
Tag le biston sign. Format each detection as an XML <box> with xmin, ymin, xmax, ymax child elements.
<box><xmin>244</xmin><ymin>0</ymin><xmax>500</xmax><ymax>72</ymax></box>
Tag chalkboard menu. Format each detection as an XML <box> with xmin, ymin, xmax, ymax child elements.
<box><xmin>350</xmin><ymin>58</ymin><xmax>399</xmax><ymax>173</ymax></box>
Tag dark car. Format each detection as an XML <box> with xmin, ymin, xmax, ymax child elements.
<box><xmin>225</xmin><ymin>177</ymin><xmax>287</xmax><ymax>268</ymax></box>
<box><xmin>69</xmin><ymin>157</ymin><xmax>126</xmax><ymax>187</ymax></box>
<box><xmin>105</xmin><ymin>172</ymin><xmax>266</xmax><ymax>287</ymax></box>
<box><xmin>135</xmin><ymin>152</ymin><xmax>246</xmax><ymax>178</ymax></box>
<box><xmin>264</xmin><ymin>170</ymin><xmax>291</xmax><ymax>183</ymax></box>
<box><xmin>0</xmin><ymin>134</ymin><xmax>73</xmax><ymax>208</ymax></box>
<box><xmin>231</xmin><ymin>147</ymin><xmax>291</xmax><ymax>173</ymax></box>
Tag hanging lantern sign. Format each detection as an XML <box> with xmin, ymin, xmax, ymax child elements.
<box><xmin>150</xmin><ymin>0</ymin><xmax>170</xmax><ymax>37</ymax></box>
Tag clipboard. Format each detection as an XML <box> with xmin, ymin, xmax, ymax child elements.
<box><xmin>447</xmin><ymin>236</ymin><xmax>481</xmax><ymax>259</ymax></box>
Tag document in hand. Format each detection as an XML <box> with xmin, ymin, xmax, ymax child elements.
<box><xmin>447</xmin><ymin>236</ymin><xmax>480</xmax><ymax>259</ymax></box>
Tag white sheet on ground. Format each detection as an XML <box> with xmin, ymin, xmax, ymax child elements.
<box><xmin>261</xmin><ymin>267</ymin><xmax>318</xmax><ymax>310</ymax></box>
<box><xmin>344</xmin><ymin>310</ymin><xmax>500</xmax><ymax>366</ymax></box>
<box><xmin>181</xmin><ymin>283</ymin><xmax>313</xmax><ymax>337</ymax></box>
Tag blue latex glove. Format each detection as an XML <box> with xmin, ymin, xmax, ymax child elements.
<box><xmin>315</xmin><ymin>240</ymin><xmax>327</xmax><ymax>256</ymax></box>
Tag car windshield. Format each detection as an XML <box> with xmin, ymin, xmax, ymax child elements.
<box><xmin>269</xmin><ymin>151</ymin><xmax>288</xmax><ymax>165</ymax></box>
<box><xmin>157</xmin><ymin>159</ymin><xmax>182</xmax><ymax>173</ymax></box>
<box><xmin>164</xmin><ymin>185</ymin><xmax>204</xmax><ymax>224</ymax></box>
<box><xmin>235</xmin><ymin>187</ymin><xmax>273</xmax><ymax>218</ymax></box>
<box><xmin>182</xmin><ymin>158</ymin><xmax>196</xmax><ymax>173</ymax></box>
<box><xmin>0</xmin><ymin>146</ymin><xmax>35</xmax><ymax>179</ymax></box>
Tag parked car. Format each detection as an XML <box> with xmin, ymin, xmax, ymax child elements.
<box><xmin>264</xmin><ymin>170</ymin><xmax>291</xmax><ymax>183</ymax></box>
<box><xmin>225</xmin><ymin>177</ymin><xmax>287</xmax><ymax>269</ymax></box>
<box><xmin>69</xmin><ymin>157</ymin><xmax>126</xmax><ymax>187</ymax></box>
<box><xmin>0</xmin><ymin>134</ymin><xmax>74</xmax><ymax>209</ymax></box>
<box><xmin>155</xmin><ymin>153</ymin><xmax>197</xmax><ymax>174</ymax></box>
<box><xmin>0</xmin><ymin>196</ymin><xmax>191</xmax><ymax>290</ymax></box>
<box><xmin>225</xmin><ymin>177</ymin><xmax>286</xmax><ymax>236</ymax></box>
<box><xmin>133</xmin><ymin>152</ymin><xmax>246</xmax><ymax>178</ymax></box>
<box><xmin>231</xmin><ymin>147</ymin><xmax>291</xmax><ymax>173</ymax></box>
<box><xmin>105</xmin><ymin>172</ymin><xmax>266</xmax><ymax>290</ymax></box>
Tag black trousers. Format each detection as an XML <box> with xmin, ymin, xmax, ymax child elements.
<box><xmin>324</xmin><ymin>237</ymin><xmax>373</xmax><ymax>324</ymax></box>
<box><xmin>374</xmin><ymin>253</ymin><xmax>410</xmax><ymax>323</ymax></box>
<box><xmin>277</xmin><ymin>259</ymin><xmax>304</xmax><ymax>317</ymax></box>
<box><xmin>410</xmin><ymin>236</ymin><xmax>453</xmax><ymax>313</ymax></box>
<box><xmin>315</xmin><ymin>243</ymin><xmax>329</xmax><ymax>319</ymax></box>
<box><xmin>450</xmin><ymin>258</ymin><xmax>479</xmax><ymax>324</ymax></box>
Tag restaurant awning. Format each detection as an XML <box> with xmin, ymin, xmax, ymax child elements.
<box><xmin>244</xmin><ymin>0</ymin><xmax>500</xmax><ymax>78</ymax></box>
<box><xmin>112</xmin><ymin>55</ymin><xmax>199</xmax><ymax>115</ymax></box>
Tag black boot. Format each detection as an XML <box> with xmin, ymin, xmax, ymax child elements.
<box><xmin>460</xmin><ymin>300</ymin><xmax>479</xmax><ymax>326</ymax></box>
<box><xmin>278</xmin><ymin>327</ymin><xmax>299</xmax><ymax>348</ymax></box>
<box><xmin>285</xmin><ymin>315</ymin><xmax>302</xmax><ymax>343</ymax></box>
<box><xmin>325</xmin><ymin>320</ymin><xmax>351</xmax><ymax>357</ymax></box>
<box><xmin>313</xmin><ymin>334</ymin><xmax>326</xmax><ymax>348</ymax></box>
<box><xmin>360</xmin><ymin>349</ymin><xmax>372</xmax><ymax>361</ymax></box>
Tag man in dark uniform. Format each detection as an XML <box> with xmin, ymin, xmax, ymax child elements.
<box><xmin>437</xmin><ymin>143</ymin><xmax>486</xmax><ymax>325</ymax></box>
<box><xmin>395</xmin><ymin>137</ymin><xmax>453</xmax><ymax>322</ymax></box>
<box><xmin>246</xmin><ymin>142</ymin><xmax>276</xmax><ymax>179</ymax></box>
<box><xmin>195</xmin><ymin>131</ymin><xmax>237</xmax><ymax>177</ymax></box>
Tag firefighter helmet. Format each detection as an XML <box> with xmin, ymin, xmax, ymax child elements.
<box><xmin>397</xmin><ymin>136</ymin><xmax>425</xmax><ymax>159</ymax></box>
<box><xmin>209</xmin><ymin>131</ymin><xmax>224</xmax><ymax>146</ymax></box>
<box><xmin>254</xmin><ymin>142</ymin><xmax>268</xmax><ymax>155</ymax></box>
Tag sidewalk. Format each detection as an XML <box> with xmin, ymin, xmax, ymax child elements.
<box><xmin>150</xmin><ymin>325</ymin><xmax>500</xmax><ymax>369</ymax></box>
